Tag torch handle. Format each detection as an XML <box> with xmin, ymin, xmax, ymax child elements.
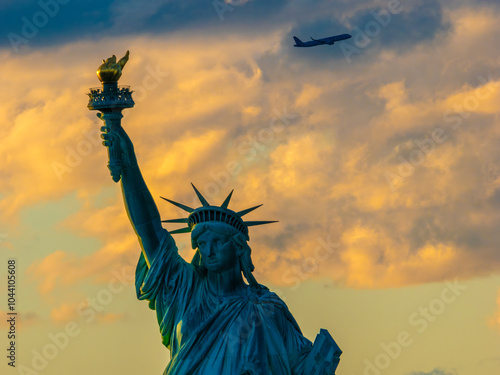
<box><xmin>101</xmin><ymin>112</ymin><xmax>124</xmax><ymax>183</ymax></box>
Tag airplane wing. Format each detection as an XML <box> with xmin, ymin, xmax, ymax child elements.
<box><xmin>310</xmin><ymin>37</ymin><xmax>327</xmax><ymax>45</ymax></box>
<box><xmin>293</xmin><ymin>36</ymin><xmax>321</xmax><ymax>47</ymax></box>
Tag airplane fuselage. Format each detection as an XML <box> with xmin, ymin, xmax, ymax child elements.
<box><xmin>293</xmin><ymin>33</ymin><xmax>352</xmax><ymax>47</ymax></box>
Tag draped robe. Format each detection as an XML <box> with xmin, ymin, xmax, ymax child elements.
<box><xmin>135</xmin><ymin>230</ymin><xmax>312</xmax><ymax>375</ymax></box>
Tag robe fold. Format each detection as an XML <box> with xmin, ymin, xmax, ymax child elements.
<box><xmin>135</xmin><ymin>230</ymin><xmax>312</xmax><ymax>375</ymax></box>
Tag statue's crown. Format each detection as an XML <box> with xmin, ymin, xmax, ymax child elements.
<box><xmin>161</xmin><ymin>184</ymin><xmax>277</xmax><ymax>240</ymax></box>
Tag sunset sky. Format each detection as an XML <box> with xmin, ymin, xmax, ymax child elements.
<box><xmin>0</xmin><ymin>0</ymin><xmax>499</xmax><ymax>374</ymax></box>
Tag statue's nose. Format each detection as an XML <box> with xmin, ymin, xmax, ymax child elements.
<box><xmin>207</xmin><ymin>244</ymin><xmax>216</xmax><ymax>257</ymax></box>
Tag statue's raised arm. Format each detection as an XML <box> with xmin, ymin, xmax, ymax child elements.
<box><xmin>100</xmin><ymin>124</ymin><xmax>164</xmax><ymax>266</ymax></box>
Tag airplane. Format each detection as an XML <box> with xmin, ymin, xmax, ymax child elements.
<box><xmin>293</xmin><ymin>33</ymin><xmax>352</xmax><ymax>47</ymax></box>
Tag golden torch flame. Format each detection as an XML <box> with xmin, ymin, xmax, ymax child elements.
<box><xmin>96</xmin><ymin>50</ymin><xmax>130</xmax><ymax>83</ymax></box>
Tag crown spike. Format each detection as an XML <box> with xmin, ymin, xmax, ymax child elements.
<box><xmin>191</xmin><ymin>183</ymin><xmax>210</xmax><ymax>207</ymax></box>
<box><xmin>160</xmin><ymin>196</ymin><xmax>194</xmax><ymax>213</ymax></box>
<box><xmin>161</xmin><ymin>218</ymin><xmax>189</xmax><ymax>223</ymax></box>
<box><xmin>244</xmin><ymin>220</ymin><xmax>278</xmax><ymax>227</ymax></box>
<box><xmin>220</xmin><ymin>190</ymin><xmax>234</xmax><ymax>209</ymax></box>
<box><xmin>169</xmin><ymin>227</ymin><xmax>192</xmax><ymax>234</ymax></box>
<box><xmin>237</xmin><ymin>204</ymin><xmax>263</xmax><ymax>217</ymax></box>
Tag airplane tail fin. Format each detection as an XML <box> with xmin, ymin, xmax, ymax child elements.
<box><xmin>293</xmin><ymin>36</ymin><xmax>304</xmax><ymax>46</ymax></box>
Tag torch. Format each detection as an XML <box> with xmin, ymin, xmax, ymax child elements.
<box><xmin>87</xmin><ymin>51</ymin><xmax>134</xmax><ymax>182</ymax></box>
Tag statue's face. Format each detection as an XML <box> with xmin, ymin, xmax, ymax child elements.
<box><xmin>197</xmin><ymin>230</ymin><xmax>239</xmax><ymax>273</ymax></box>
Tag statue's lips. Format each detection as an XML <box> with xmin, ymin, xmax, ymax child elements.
<box><xmin>205</xmin><ymin>258</ymin><xmax>219</xmax><ymax>265</ymax></box>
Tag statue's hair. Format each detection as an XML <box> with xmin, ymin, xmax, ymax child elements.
<box><xmin>190</xmin><ymin>222</ymin><xmax>259</xmax><ymax>288</ymax></box>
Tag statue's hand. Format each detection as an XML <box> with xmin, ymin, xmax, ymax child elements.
<box><xmin>99</xmin><ymin>114</ymin><xmax>137</xmax><ymax>168</ymax></box>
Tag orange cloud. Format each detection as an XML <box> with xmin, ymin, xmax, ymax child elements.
<box><xmin>295</xmin><ymin>84</ymin><xmax>323</xmax><ymax>107</ymax></box>
<box><xmin>489</xmin><ymin>288</ymin><xmax>500</xmax><ymax>331</ymax></box>
<box><xmin>96</xmin><ymin>313</ymin><xmax>125</xmax><ymax>324</ymax></box>
<box><xmin>50</xmin><ymin>302</ymin><xmax>125</xmax><ymax>325</ymax></box>
<box><xmin>6</xmin><ymin>6</ymin><xmax>500</xmax><ymax>293</ymax></box>
<box><xmin>50</xmin><ymin>303</ymin><xmax>80</xmax><ymax>324</ymax></box>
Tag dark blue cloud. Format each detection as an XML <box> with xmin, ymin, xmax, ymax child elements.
<box><xmin>0</xmin><ymin>0</ymin><xmax>467</xmax><ymax>67</ymax></box>
<box><xmin>1</xmin><ymin>0</ymin><xmax>113</xmax><ymax>52</ymax></box>
<box><xmin>282</xmin><ymin>0</ymin><xmax>450</xmax><ymax>66</ymax></box>
<box><xmin>371</xmin><ymin>0</ymin><xmax>450</xmax><ymax>47</ymax></box>
<box><xmin>270</xmin><ymin>0</ymin><xmax>450</xmax><ymax>71</ymax></box>
<box><xmin>0</xmin><ymin>0</ymin><xmax>289</xmax><ymax>52</ymax></box>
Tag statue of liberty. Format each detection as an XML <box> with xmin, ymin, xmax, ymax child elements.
<box><xmin>94</xmin><ymin>52</ymin><xmax>342</xmax><ymax>375</ymax></box>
